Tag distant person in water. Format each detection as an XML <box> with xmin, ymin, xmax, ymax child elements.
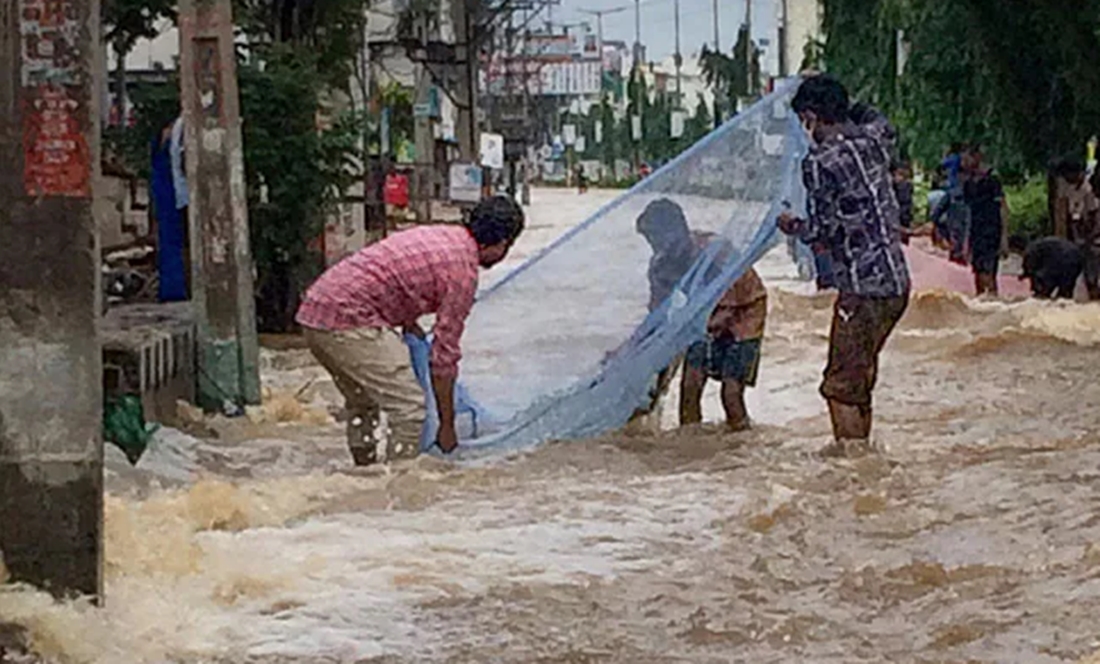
<box><xmin>933</xmin><ymin>142</ymin><xmax>972</xmax><ymax>264</ymax></box>
<box><xmin>778</xmin><ymin>74</ymin><xmax>911</xmax><ymax>459</ymax></box>
<box><xmin>962</xmin><ymin>145</ymin><xmax>1009</xmax><ymax>296</ymax></box>
<box><xmin>892</xmin><ymin>162</ymin><xmax>914</xmax><ymax>245</ymax></box>
<box><xmin>1056</xmin><ymin>159</ymin><xmax>1100</xmax><ymax>300</ymax></box>
<box><xmin>1010</xmin><ymin>235</ymin><xmax>1083</xmax><ymax>300</ymax></box>
<box><xmin>632</xmin><ymin>198</ymin><xmax>767</xmax><ymax>431</ymax></box>
<box><xmin>575</xmin><ymin>163</ymin><xmax>588</xmax><ymax>194</ymax></box>
<box><xmin>296</xmin><ymin>196</ymin><xmax>525</xmax><ymax>465</ymax></box>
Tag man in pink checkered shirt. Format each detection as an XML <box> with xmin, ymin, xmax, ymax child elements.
<box><xmin>297</xmin><ymin>196</ymin><xmax>525</xmax><ymax>465</ymax></box>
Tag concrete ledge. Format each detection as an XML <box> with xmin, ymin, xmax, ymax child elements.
<box><xmin>100</xmin><ymin>302</ymin><xmax>196</xmax><ymax>423</ymax></box>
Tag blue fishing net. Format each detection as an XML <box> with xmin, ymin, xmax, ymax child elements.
<box><xmin>409</xmin><ymin>79</ymin><xmax>810</xmax><ymax>456</ymax></box>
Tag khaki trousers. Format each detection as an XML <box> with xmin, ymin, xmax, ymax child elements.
<box><xmin>305</xmin><ymin>327</ymin><xmax>425</xmax><ymax>465</ymax></box>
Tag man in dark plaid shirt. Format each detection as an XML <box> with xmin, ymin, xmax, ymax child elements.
<box><xmin>779</xmin><ymin>75</ymin><xmax>911</xmax><ymax>458</ymax></box>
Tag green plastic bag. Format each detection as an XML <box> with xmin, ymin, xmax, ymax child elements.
<box><xmin>103</xmin><ymin>395</ymin><xmax>159</xmax><ymax>465</ymax></box>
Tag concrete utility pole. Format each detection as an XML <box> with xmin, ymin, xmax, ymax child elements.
<box><xmin>713</xmin><ymin>0</ymin><xmax>720</xmax><ymax>52</ymax></box>
<box><xmin>179</xmin><ymin>0</ymin><xmax>261</xmax><ymax>412</ymax></box>
<box><xmin>633</xmin><ymin>0</ymin><xmax>642</xmax><ymax>171</ymax></box>
<box><xmin>712</xmin><ymin>0</ymin><xmax>721</xmax><ymax>129</ymax></box>
<box><xmin>0</xmin><ymin>0</ymin><xmax>104</xmax><ymax>598</ymax></box>
<box><xmin>673</xmin><ymin>0</ymin><xmax>682</xmax><ymax>107</ymax></box>
<box><xmin>745</xmin><ymin>0</ymin><xmax>753</xmax><ymax>95</ymax></box>
<box><xmin>779</xmin><ymin>0</ymin><xmax>789</xmax><ymax>77</ymax></box>
<box><xmin>452</xmin><ymin>0</ymin><xmax>479</xmax><ymax>162</ymax></box>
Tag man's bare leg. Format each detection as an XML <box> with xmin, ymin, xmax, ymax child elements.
<box><xmin>823</xmin><ymin>399</ymin><xmax>873</xmax><ymax>457</ymax></box>
<box><xmin>679</xmin><ymin>365</ymin><xmax>706</xmax><ymax>426</ymax></box>
<box><xmin>974</xmin><ymin>272</ymin><xmax>997</xmax><ymax>296</ymax></box>
<box><xmin>720</xmin><ymin>379</ymin><xmax>749</xmax><ymax>431</ymax></box>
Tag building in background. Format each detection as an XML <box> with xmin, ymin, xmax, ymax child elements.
<box><xmin>780</xmin><ymin>0</ymin><xmax>823</xmax><ymax>76</ymax></box>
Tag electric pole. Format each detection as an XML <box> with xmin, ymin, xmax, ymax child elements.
<box><xmin>745</xmin><ymin>0</ymin><xmax>753</xmax><ymax>96</ymax></box>
<box><xmin>779</xmin><ymin>0</ymin><xmax>789</xmax><ymax>77</ymax></box>
<box><xmin>674</xmin><ymin>0</ymin><xmax>682</xmax><ymax>108</ymax></box>
<box><xmin>712</xmin><ymin>0</ymin><xmax>721</xmax><ymax>129</ymax></box>
<box><xmin>452</xmin><ymin>0</ymin><xmax>478</xmax><ymax>162</ymax></box>
<box><xmin>179</xmin><ymin>0</ymin><xmax>262</xmax><ymax>411</ymax></box>
<box><xmin>713</xmin><ymin>0</ymin><xmax>720</xmax><ymax>52</ymax></box>
<box><xmin>0</xmin><ymin>0</ymin><xmax>104</xmax><ymax>599</ymax></box>
<box><xmin>633</xmin><ymin>0</ymin><xmax>642</xmax><ymax>172</ymax></box>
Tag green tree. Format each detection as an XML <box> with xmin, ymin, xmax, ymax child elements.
<box><xmin>101</xmin><ymin>0</ymin><xmax>176</xmax><ymax>132</ymax></box>
<box><xmin>700</xmin><ymin>24</ymin><xmax>762</xmax><ymax>114</ymax></box>
<box><xmin>821</xmin><ymin>0</ymin><xmax>1100</xmax><ymax>176</ymax></box>
<box><xmin>114</xmin><ymin>1</ymin><xmax>370</xmax><ymax>332</ymax></box>
<box><xmin>686</xmin><ymin>93</ymin><xmax>713</xmax><ymax>144</ymax></box>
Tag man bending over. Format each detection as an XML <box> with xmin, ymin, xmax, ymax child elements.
<box><xmin>296</xmin><ymin>196</ymin><xmax>525</xmax><ymax>465</ymax></box>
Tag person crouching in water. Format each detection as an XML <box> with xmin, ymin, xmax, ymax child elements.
<box><xmin>296</xmin><ymin>196</ymin><xmax>525</xmax><ymax>465</ymax></box>
<box><xmin>634</xmin><ymin>198</ymin><xmax>767</xmax><ymax>431</ymax></box>
<box><xmin>778</xmin><ymin>75</ymin><xmax>911</xmax><ymax>459</ymax></box>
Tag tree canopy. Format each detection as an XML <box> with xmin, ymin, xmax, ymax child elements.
<box><xmin>820</xmin><ymin>0</ymin><xmax>1100</xmax><ymax>177</ymax></box>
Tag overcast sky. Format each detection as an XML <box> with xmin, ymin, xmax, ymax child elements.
<box><xmin>552</xmin><ymin>0</ymin><xmax>778</xmax><ymax>62</ymax></box>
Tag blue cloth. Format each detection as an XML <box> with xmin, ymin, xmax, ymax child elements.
<box><xmin>404</xmin><ymin>333</ymin><xmax>484</xmax><ymax>451</ymax></box>
<box><xmin>942</xmin><ymin>153</ymin><xmax>962</xmax><ymax>191</ymax></box>
<box><xmin>151</xmin><ymin>134</ymin><xmax>187</xmax><ymax>302</ymax></box>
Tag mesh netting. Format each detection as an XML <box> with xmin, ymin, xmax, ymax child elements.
<box><xmin>411</xmin><ymin>80</ymin><xmax>810</xmax><ymax>456</ymax></box>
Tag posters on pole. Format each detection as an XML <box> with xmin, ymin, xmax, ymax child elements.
<box><xmin>20</xmin><ymin>0</ymin><xmax>91</xmax><ymax>197</ymax></box>
<box><xmin>449</xmin><ymin>162</ymin><xmax>483</xmax><ymax>203</ymax></box>
<box><xmin>562</xmin><ymin>124</ymin><xmax>577</xmax><ymax>146</ymax></box>
<box><xmin>479</xmin><ymin>133</ymin><xmax>504</xmax><ymax>170</ymax></box>
<box><xmin>670</xmin><ymin>111</ymin><xmax>685</xmax><ymax>139</ymax></box>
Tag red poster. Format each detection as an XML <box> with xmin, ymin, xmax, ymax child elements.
<box><xmin>22</xmin><ymin>86</ymin><xmax>90</xmax><ymax>197</ymax></box>
<box><xmin>20</xmin><ymin>0</ymin><xmax>90</xmax><ymax>198</ymax></box>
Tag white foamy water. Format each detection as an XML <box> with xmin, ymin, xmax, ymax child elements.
<box><xmin>5</xmin><ymin>188</ymin><xmax>1100</xmax><ymax>663</ymax></box>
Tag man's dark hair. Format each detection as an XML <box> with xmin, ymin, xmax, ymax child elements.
<box><xmin>1007</xmin><ymin>233</ymin><xmax>1030</xmax><ymax>254</ymax></box>
<box><xmin>466</xmin><ymin>195</ymin><xmax>525</xmax><ymax>247</ymax></box>
<box><xmin>849</xmin><ymin>101</ymin><xmax>877</xmax><ymax>126</ymax></box>
<box><xmin>791</xmin><ymin>75</ymin><xmax>850</xmax><ymax>124</ymax></box>
<box><xmin>1058</xmin><ymin>157</ymin><xmax>1086</xmax><ymax>179</ymax></box>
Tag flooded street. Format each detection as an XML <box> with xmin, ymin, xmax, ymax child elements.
<box><xmin>5</xmin><ymin>188</ymin><xmax>1100</xmax><ymax>663</ymax></box>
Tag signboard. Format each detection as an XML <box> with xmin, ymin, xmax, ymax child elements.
<box><xmin>631</xmin><ymin>115</ymin><xmax>642</xmax><ymax>141</ymax></box>
<box><xmin>575</xmin><ymin>135</ymin><xmax>586</xmax><ymax>154</ymax></box>
<box><xmin>482</xmin><ymin>58</ymin><xmax>603</xmax><ymax>97</ymax></box>
<box><xmin>479</xmin><ymin>132</ymin><xmax>504</xmax><ymax>170</ymax></box>
<box><xmin>449</xmin><ymin>162</ymin><xmax>483</xmax><ymax>203</ymax></box>
<box><xmin>20</xmin><ymin>0</ymin><xmax>91</xmax><ymax>197</ymax></box>
<box><xmin>670</xmin><ymin>110</ymin><xmax>685</xmax><ymax>139</ymax></box>
<box><xmin>594</xmin><ymin>121</ymin><xmax>603</xmax><ymax>144</ymax></box>
<box><xmin>562</xmin><ymin>124</ymin><xmax>577</xmax><ymax>146</ymax></box>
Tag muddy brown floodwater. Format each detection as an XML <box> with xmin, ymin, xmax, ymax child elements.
<box><xmin>4</xmin><ymin>190</ymin><xmax>1100</xmax><ymax>664</ymax></box>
